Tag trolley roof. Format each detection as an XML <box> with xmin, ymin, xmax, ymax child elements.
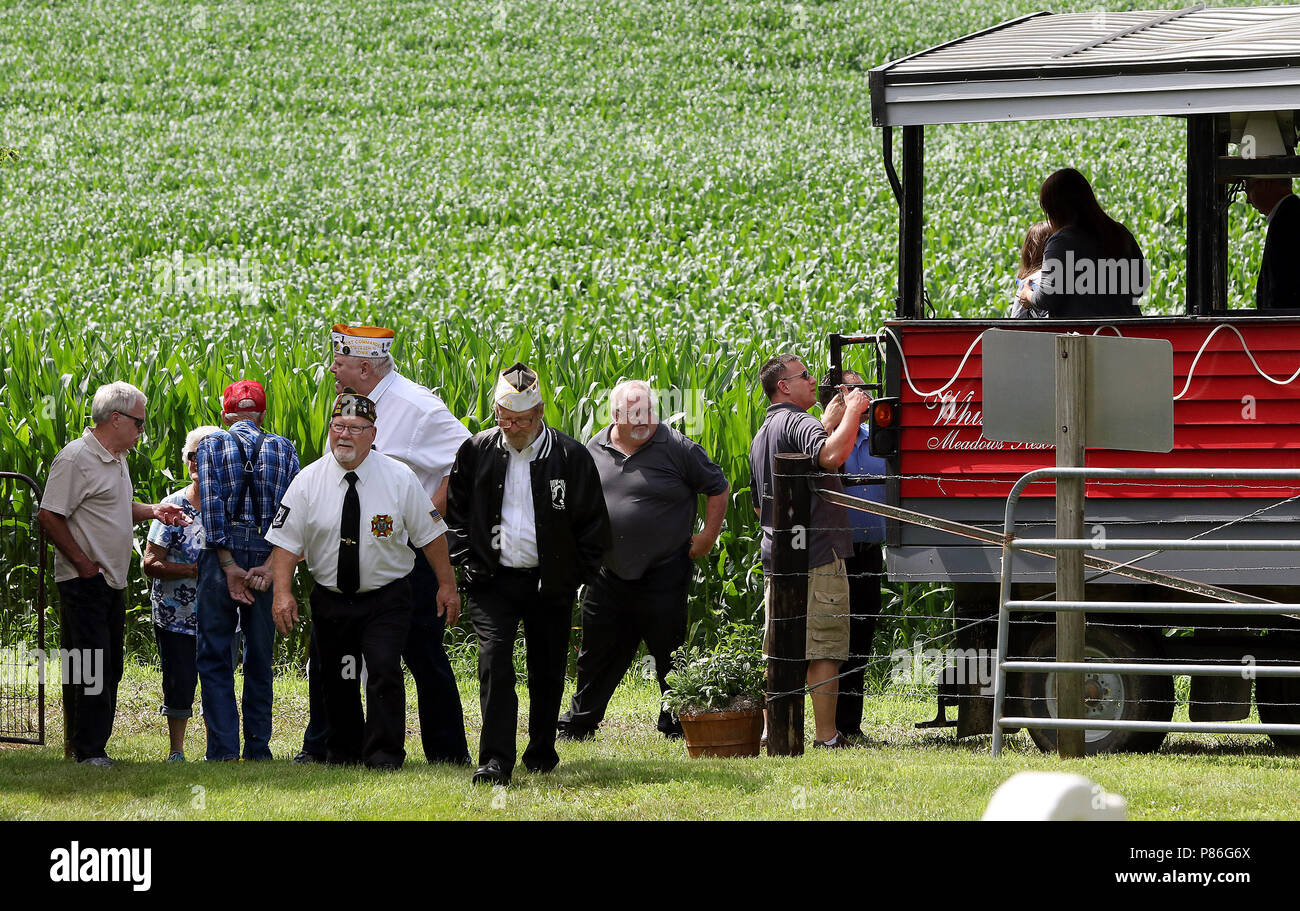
<box><xmin>870</xmin><ymin>4</ymin><xmax>1300</xmax><ymax>126</ymax></box>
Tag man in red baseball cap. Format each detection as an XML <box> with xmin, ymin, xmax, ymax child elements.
<box><xmin>222</xmin><ymin>380</ymin><xmax>267</xmax><ymax>416</ymax></box>
<box><xmin>193</xmin><ymin>379</ymin><xmax>300</xmax><ymax>761</ymax></box>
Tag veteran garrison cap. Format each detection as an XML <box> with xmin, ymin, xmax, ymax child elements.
<box><xmin>494</xmin><ymin>362</ymin><xmax>542</xmax><ymax>411</ymax></box>
<box><xmin>331</xmin><ymin>392</ymin><xmax>377</xmax><ymax>423</ymax></box>
<box><xmin>331</xmin><ymin>324</ymin><xmax>394</xmax><ymax>359</ymax></box>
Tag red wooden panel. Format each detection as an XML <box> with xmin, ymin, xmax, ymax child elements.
<box><xmin>892</xmin><ymin>320</ymin><xmax>1300</xmax><ymax>500</ymax></box>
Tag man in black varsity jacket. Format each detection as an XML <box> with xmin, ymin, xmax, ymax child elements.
<box><xmin>446</xmin><ymin>362</ymin><xmax>609</xmax><ymax>786</ymax></box>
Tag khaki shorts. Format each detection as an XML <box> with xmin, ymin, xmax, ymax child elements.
<box><xmin>763</xmin><ymin>556</ymin><xmax>850</xmax><ymax>662</ymax></box>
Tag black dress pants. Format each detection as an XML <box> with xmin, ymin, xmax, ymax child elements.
<box><xmin>469</xmin><ymin>568</ymin><xmax>572</xmax><ymax>774</ymax></box>
<box><xmin>836</xmin><ymin>543</ymin><xmax>883</xmax><ymax>736</ymax></box>
<box><xmin>559</xmin><ymin>555</ymin><xmax>691</xmax><ymax>735</ymax></box>
<box><xmin>310</xmin><ymin>579</ymin><xmax>413</xmax><ymax>768</ymax></box>
<box><xmin>57</xmin><ymin>575</ymin><xmax>125</xmax><ymax>761</ymax></box>
<box><xmin>302</xmin><ymin>550</ymin><xmax>470</xmax><ymax>764</ymax></box>
<box><xmin>401</xmin><ymin>548</ymin><xmax>471</xmax><ymax>763</ymax></box>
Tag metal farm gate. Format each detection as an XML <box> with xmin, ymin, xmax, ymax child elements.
<box><xmin>0</xmin><ymin>472</ymin><xmax>46</xmax><ymax>745</ymax></box>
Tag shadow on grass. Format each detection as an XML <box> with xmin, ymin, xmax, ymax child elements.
<box><xmin>0</xmin><ymin>749</ymin><xmax>477</xmax><ymax>805</ymax></box>
<box><xmin>548</xmin><ymin>756</ymin><xmax>770</xmax><ymax>792</ymax></box>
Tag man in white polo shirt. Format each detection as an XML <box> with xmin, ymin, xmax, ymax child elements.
<box><xmin>37</xmin><ymin>381</ymin><xmax>191</xmax><ymax>766</ymax></box>
<box><xmin>265</xmin><ymin>393</ymin><xmax>460</xmax><ymax>769</ymax></box>
<box><xmin>295</xmin><ymin>324</ymin><xmax>472</xmax><ymax>766</ymax></box>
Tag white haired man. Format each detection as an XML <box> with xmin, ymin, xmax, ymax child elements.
<box><xmin>37</xmin><ymin>381</ymin><xmax>192</xmax><ymax>766</ymax></box>
<box><xmin>447</xmin><ymin>362</ymin><xmax>610</xmax><ymax>785</ymax></box>
<box><xmin>558</xmin><ymin>380</ymin><xmax>729</xmax><ymax>740</ymax></box>
<box><xmin>297</xmin><ymin>324</ymin><xmax>472</xmax><ymax>765</ymax></box>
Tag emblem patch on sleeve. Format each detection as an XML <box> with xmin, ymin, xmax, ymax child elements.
<box><xmin>370</xmin><ymin>515</ymin><xmax>394</xmax><ymax>538</ymax></box>
<box><xmin>272</xmin><ymin>505</ymin><xmax>290</xmax><ymax>529</ymax></box>
<box><xmin>549</xmin><ymin>479</ymin><xmax>567</xmax><ymax>510</ymax></box>
<box><xmin>430</xmin><ymin>507</ymin><xmax>443</xmax><ymax>523</ymax></box>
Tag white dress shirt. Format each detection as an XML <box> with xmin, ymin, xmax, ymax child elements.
<box><xmin>498</xmin><ymin>432</ymin><xmax>541</xmax><ymax>568</ymax></box>
<box><xmin>266</xmin><ymin>450</ymin><xmax>446</xmax><ymax>593</ymax></box>
<box><xmin>368</xmin><ymin>370</ymin><xmax>471</xmax><ymax>501</ymax></box>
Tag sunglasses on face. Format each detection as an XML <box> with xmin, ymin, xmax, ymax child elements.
<box><xmin>117</xmin><ymin>411</ymin><xmax>146</xmax><ymax>431</ymax></box>
<box><xmin>782</xmin><ymin>370</ymin><xmax>812</xmax><ymax>383</ymax></box>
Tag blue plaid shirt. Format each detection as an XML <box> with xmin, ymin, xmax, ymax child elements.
<box><xmin>196</xmin><ymin>420</ymin><xmax>300</xmax><ymax>548</ymax></box>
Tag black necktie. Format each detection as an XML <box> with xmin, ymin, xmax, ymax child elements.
<box><xmin>338</xmin><ymin>471</ymin><xmax>360</xmax><ymax>595</ymax></box>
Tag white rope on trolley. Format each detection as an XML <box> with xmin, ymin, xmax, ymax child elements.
<box><xmin>875</xmin><ymin>326</ymin><xmax>988</xmax><ymax>398</ymax></box>
<box><xmin>1091</xmin><ymin>322</ymin><xmax>1300</xmax><ymax>400</ymax></box>
<box><xmin>880</xmin><ymin>322</ymin><xmax>1300</xmax><ymax>403</ymax></box>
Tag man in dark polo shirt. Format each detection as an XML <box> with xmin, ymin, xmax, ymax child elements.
<box><xmin>749</xmin><ymin>354</ymin><xmax>869</xmax><ymax>749</ymax></box>
<box><xmin>558</xmin><ymin>380</ymin><xmax>729</xmax><ymax>740</ymax></box>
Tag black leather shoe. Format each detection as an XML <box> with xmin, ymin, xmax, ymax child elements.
<box><xmin>556</xmin><ymin>725</ymin><xmax>596</xmax><ymax>742</ymax></box>
<box><xmin>293</xmin><ymin>751</ymin><xmax>326</xmax><ymax>765</ymax></box>
<box><xmin>472</xmin><ymin>759</ymin><xmax>510</xmax><ymax>786</ymax></box>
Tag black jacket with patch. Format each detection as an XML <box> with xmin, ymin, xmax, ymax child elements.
<box><xmin>446</xmin><ymin>424</ymin><xmax>610</xmax><ymax>599</ymax></box>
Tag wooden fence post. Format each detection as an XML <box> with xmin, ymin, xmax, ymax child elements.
<box><xmin>769</xmin><ymin>452</ymin><xmax>811</xmax><ymax>756</ymax></box>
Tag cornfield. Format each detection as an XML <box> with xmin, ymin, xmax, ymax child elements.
<box><xmin>0</xmin><ymin>0</ymin><xmax>1275</xmax><ymax>666</ymax></box>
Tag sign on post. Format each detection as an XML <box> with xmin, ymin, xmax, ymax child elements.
<box><xmin>982</xmin><ymin>330</ymin><xmax>1174</xmax><ymax>451</ymax></box>
<box><xmin>982</xmin><ymin>330</ymin><xmax>1172</xmax><ymax>758</ymax></box>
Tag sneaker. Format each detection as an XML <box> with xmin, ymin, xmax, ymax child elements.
<box><xmin>167</xmin><ymin>750</ymin><xmax>186</xmax><ymax>763</ymax></box>
<box><xmin>293</xmin><ymin>750</ymin><xmax>326</xmax><ymax>765</ymax></box>
<box><xmin>78</xmin><ymin>756</ymin><xmax>114</xmax><ymax>768</ymax></box>
<box><xmin>812</xmin><ymin>732</ymin><xmax>851</xmax><ymax>750</ymax></box>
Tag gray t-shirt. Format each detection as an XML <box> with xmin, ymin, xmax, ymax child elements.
<box><xmin>41</xmin><ymin>429</ymin><xmax>135</xmax><ymax>589</ymax></box>
<box><xmin>749</xmin><ymin>402</ymin><xmax>852</xmax><ymax>572</ymax></box>
<box><xmin>588</xmin><ymin>423</ymin><xmax>729</xmax><ymax>580</ymax></box>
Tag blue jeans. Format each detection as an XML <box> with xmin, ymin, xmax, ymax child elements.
<box><xmin>196</xmin><ymin>526</ymin><xmax>274</xmax><ymax>761</ymax></box>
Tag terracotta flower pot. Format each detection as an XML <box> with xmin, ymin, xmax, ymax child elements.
<box><xmin>678</xmin><ymin>708</ymin><xmax>764</xmax><ymax>758</ymax></box>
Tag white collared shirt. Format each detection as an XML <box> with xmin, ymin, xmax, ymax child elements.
<box><xmin>367</xmin><ymin>370</ymin><xmax>471</xmax><ymax>501</ymax></box>
<box><xmin>265</xmin><ymin>450</ymin><xmax>446</xmax><ymax>593</ymax></box>
<box><xmin>498</xmin><ymin>430</ymin><xmax>542</xmax><ymax>568</ymax></box>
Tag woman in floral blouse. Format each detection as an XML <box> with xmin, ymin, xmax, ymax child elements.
<box><xmin>143</xmin><ymin>425</ymin><xmax>221</xmax><ymax>762</ymax></box>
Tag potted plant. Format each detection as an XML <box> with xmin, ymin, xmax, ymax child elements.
<box><xmin>662</xmin><ymin>623</ymin><xmax>766</xmax><ymax>758</ymax></box>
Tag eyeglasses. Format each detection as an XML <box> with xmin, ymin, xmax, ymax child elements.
<box><xmin>781</xmin><ymin>370</ymin><xmax>812</xmax><ymax>384</ymax></box>
<box><xmin>329</xmin><ymin>421</ymin><xmax>374</xmax><ymax>436</ymax></box>
<box><xmin>496</xmin><ymin>415</ymin><xmax>537</xmax><ymax>429</ymax></box>
<box><xmin>117</xmin><ymin>411</ymin><xmax>146</xmax><ymax>431</ymax></box>
<box><xmin>185</xmin><ymin>452</ymin><xmax>198</xmax><ymax>464</ymax></box>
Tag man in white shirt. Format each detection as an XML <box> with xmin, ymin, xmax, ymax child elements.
<box><xmin>447</xmin><ymin>363</ymin><xmax>610</xmax><ymax>786</ymax></box>
<box><xmin>266</xmin><ymin>393</ymin><xmax>459</xmax><ymax>769</ymax></box>
<box><xmin>297</xmin><ymin>324</ymin><xmax>473</xmax><ymax>765</ymax></box>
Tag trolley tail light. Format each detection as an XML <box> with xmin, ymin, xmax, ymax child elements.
<box><xmin>869</xmin><ymin>397</ymin><xmax>899</xmax><ymax>458</ymax></box>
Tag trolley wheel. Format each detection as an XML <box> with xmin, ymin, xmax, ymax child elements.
<box><xmin>1255</xmin><ymin>676</ymin><xmax>1300</xmax><ymax>751</ymax></box>
<box><xmin>1015</xmin><ymin>625</ymin><xmax>1174</xmax><ymax>755</ymax></box>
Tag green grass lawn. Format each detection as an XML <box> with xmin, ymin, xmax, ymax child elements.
<box><xmin>3</xmin><ymin>663</ymin><xmax>1297</xmax><ymax>821</ymax></box>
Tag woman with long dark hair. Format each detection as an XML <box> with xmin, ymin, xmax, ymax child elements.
<box><xmin>1031</xmin><ymin>168</ymin><xmax>1147</xmax><ymax>318</ymax></box>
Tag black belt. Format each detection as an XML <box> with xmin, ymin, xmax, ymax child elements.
<box><xmin>497</xmin><ymin>564</ymin><xmax>540</xmax><ymax>578</ymax></box>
